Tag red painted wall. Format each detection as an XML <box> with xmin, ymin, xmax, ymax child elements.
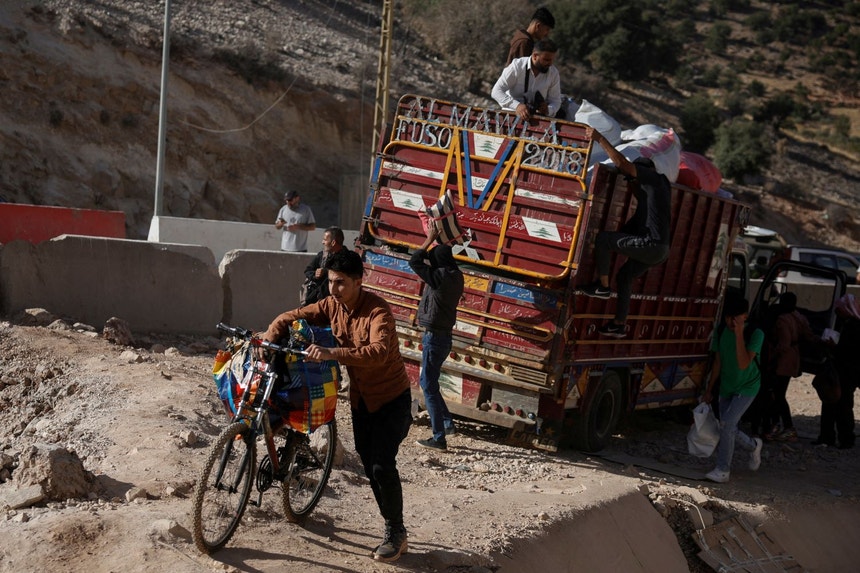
<box><xmin>0</xmin><ymin>204</ymin><xmax>126</xmax><ymax>244</ymax></box>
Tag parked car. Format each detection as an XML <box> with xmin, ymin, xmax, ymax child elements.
<box><xmin>776</xmin><ymin>245</ymin><xmax>859</xmax><ymax>285</ymax></box>
<box><xmin>740</xmin><ymin>225</ymin><xmax>786</xmax><ymax>278</ymax></box>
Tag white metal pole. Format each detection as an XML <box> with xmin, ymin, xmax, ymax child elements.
<box><xmin>153</xmin><ymin>0</ymin><xmax>171</xmax><ymax>218</ymax></box>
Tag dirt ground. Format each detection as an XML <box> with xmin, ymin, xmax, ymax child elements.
<box><xmin>1</xmin><ymin>318</ymin><xmax>860</xmax><ymax>573</ymax></box>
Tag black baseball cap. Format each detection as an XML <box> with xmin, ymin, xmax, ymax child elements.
<box><xmin>284</xmin><ymin>190</ymin><xmax>299</xmax><ymax>200</ymax></box>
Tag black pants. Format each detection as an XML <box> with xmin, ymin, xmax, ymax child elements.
<box><xmin>595</xmin><ymin>231</ymin><xmax>669</xmax><ymax>323</ymax></box>
<box><xmin>819</xmin><ymin>364</ymin><xmax>857</xmax><ymax>447</ymax></box>
<box><xmin>352</xmin><ymin>390</ymin><xmax>412</xmax><ymax>528</ymax></box>
<box><xmin>770</xmin><ymin>374</ymin><xmax>794</xmax><ymax>430</ymax></box>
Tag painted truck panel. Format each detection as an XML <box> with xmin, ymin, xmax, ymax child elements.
<box><xmin>359</xmin><ymin>95</ymin><xmax>748</xmax><ymax>450</ymax></box>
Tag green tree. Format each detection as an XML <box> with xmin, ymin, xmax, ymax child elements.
<box><xmin>681</xmin><ymin>94</ymin><xmax>720</xmax><ymax>153</ymax></box>
<box><xmin>550</xmin><ymin>0</ymin><xmax>681</xmax><ymax>81</ymax></box>
<box><xmin>754</xmin><ymin>92</ymin><xmax>797</xmax><ymax>129</ymax></box>
<box><xmin>748</xmin><ymin>80</ymin><xmax>766</xmax><ymax>98</ymax></box>
<box><xmin>713</xmin><ymin>120</ymin><xmax>772</xmax><ymax>181</ymax></box>
<box><xmin>706</xmin><ymin>22</ymin><xmax>732</xmax><ymax>54</ymax></box>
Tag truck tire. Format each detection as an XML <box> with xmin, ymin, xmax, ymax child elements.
<box><xmin>571</xmin><ymin>371</ymin><xmax>623</xmax><ymax>452</ymax></box>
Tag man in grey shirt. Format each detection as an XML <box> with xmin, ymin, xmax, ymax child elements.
<box><xmin>275</xmin><ymin>189</ymin><xmax>316</xmax><ymax>252</ymax></box>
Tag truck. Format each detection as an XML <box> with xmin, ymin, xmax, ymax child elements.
<box><xmin>357</xmin><ymin>94</ymin><xmax>751</xmax><ymax>452</ymax></box>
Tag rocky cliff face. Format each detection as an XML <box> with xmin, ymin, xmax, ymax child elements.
<box><xmin>0</xmin><ymin>1</ymin><xmax>404</xmax><ymax>237</ymax></box>
<box><xmin>1</xmin><ymin>1</ymin><xmax>858</xmax><ymax>253</ymax></box>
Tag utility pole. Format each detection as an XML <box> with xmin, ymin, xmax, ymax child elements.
<box><xmin>154</xmin><ymin>0</ymin><xmax>172</xmax><ymax>216</ymax></box>
<box><xmin>371</xmin><ymin>0</ymin><xmax>393</xmax><ymax>160</ymax></box>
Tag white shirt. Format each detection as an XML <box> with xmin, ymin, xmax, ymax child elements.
<box><xmin>276</xmin><ymin>203</ymin><xmax>315</xmax><ymax>252</ymax></box>
<box><xmin>491</xmin><ymin>56</ymin><xmax>562</xmax><ymax>118</ymax></box>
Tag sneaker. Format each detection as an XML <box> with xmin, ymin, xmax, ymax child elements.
<box><xmin>580</xmin><ymin>281</ymin><xmax>611</xmax><ymax>299</ymax></box>
<box><xmin>705</xmin><ymin>468</ymin><xmax>730</xmax><ymax>483</ymax></box>
<box><xmin>373</xmin><ymin>526</ymin><xmax>408</xmax><ymax>562</ymax></box>
<box><xmin>774</xmin><ymin>428</ymin><xmax>798</xmax><ymax>443</ymax></box>
<box><xmin>749</xmin><ymin>437</ymin><xmax>763</xmax><ymax>471</ymax></box>
<box><xmin>415</xmin><ymin>437</ymin><xmax>447</xmax><ymax>451</ymax></box>
<box><xmin>598</xmin><ymin>322</ymin><xmax>627</xmax><ymax>338</ymax></box>
<box><xmin>444</xmin><ymin>423</ymin><xmax>456</xmax><ymax>436</ymax></box>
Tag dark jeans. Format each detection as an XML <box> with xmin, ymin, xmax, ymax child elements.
<box><xmin>352</xmin><ymin>390</ymin><xmax>412</xmax><ymax>528</ymax></box>
<box><xmin>420</xmin><ymin>331</ymin><xmax>454</xmax><ymax>442</ymax></box>
<box><xmin>746</xmin><ymin>371</ymin><xmax>777</xmax><ymax>435</ymax></box>
<box><xmin>770</xmin><ymin>374</ymin><xmax>794</xmax><ymax>430</ymax></box>
<box><xmin>819</xmin><ymin>363</ymin><xmax>858</xmax><ymax>447</ymax></box>
<box><xmin>595</xmin><ymin>231</ymin><xmax>669</xmax><ymax>324</ymax></box>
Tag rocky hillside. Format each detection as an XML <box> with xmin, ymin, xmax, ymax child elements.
<box><xmin>0</xmin><ymin>0</ymin><xmax>858</xmax><ymax>253</ymax></box>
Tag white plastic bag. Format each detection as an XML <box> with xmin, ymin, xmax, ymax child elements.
<box><xmin>687</xmin><ymin>402</ymin><xmax>720</xmax><ymax>457</ymax></box>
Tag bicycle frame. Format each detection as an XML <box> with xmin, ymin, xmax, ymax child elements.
<box><xmin>193</xmin><ymin>322</ymin><xmax>338</xmax><ymax>553</ymax></box>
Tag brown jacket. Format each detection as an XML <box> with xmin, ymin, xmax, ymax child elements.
<box><xmin>770</xmin><ymin>310</ymin><xmax>815</xmax><ymax>377</ymax></box>
<box><xmin>506</xmin><ymin>28</ymin><xmax>534</xmax><ymax>66</ymax></box>
<box><xmin>263</xmin><ymin>289</ymin><xmax>410</xmax><ymax>413</ymax></box>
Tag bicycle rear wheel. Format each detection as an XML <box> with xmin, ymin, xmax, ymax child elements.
<box><xmin>281</xmin><ymin>419</ymin><xmax>336</xmax><ymax>523</ymax></box>
<box><xmin>192</xmin><ymin>421</ymin><xmax>256</xmax><ymax>554</ymax></box>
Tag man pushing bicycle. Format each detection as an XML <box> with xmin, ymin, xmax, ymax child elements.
<box><xmin>261</xmin><ymin>249</ymin><xmax>412</xmax><ymax>563</ymax></box>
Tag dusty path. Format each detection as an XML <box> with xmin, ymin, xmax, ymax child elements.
<box><xmin>1</xmin><ymin>322</ymin><xmax>859</xmax><ymax>572</ymax></box>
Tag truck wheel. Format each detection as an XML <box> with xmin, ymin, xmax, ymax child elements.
<box><xmin>571</xmin><ymin>371</ymin><xmax>623</xmax><ymax>452</ymax></box>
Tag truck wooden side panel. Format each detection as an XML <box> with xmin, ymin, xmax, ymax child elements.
<box><xmin>365</xmin><ymin>95</ymin><xmax>592</xmax><ymax>282</ymax></box>
<box><xmin>359</xmin><ymin>95</ymin><xmax>747</xmax><ymax>446</ymax></box>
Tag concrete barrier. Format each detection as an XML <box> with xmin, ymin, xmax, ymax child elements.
<box><xmin>2</xmin><ymin>236</ymin><xmax>855</xmax><ymax>337</ymax></box>
<box><xmin>218</xmin><ymin>249</ymin><xmax>313</xmax><ymax>332</ymax></box>
<box><xmin>0</xmin><ymin>204</ymin><xmax>126</xmax><ymax>244</ymax></box>
<box><xmin>0</xmin><ymin>235</ymin><xmax>222</xmax><ymax>334</ymax></box>
<box><xmin>148</xmin><ymin>215</ymin><xmax>360</xmax><ymax>263</ymax></box>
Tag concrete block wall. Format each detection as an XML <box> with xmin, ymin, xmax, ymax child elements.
<box><xmin>0</xmin><ymin>235</ymin><xmax>223</xmax><ymax>335</ymax></box>
<box><xmin>148</xmin><ymin>215</ymin><xmax>360</xmax><ymax>263</ymax></box>
<box><xmin>2</xmin><ymin>234</ymin><xmax>856</xmax><ymax>338</ymax></box>
<box><xmin>218</xmin><ymin>249</ymin><xmax>314</xmax><ymax>332</ymax></box>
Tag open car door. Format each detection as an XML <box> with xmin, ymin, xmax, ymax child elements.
<box><xmin>751</xmin><ymin>261</ymin><xmax>847</xmax><ymax>375</ymax></box>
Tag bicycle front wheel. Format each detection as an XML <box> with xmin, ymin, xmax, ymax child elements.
<box><xmin>191</xmin><ymin>421</ymin><xmax>256</xmax><ymax>554</ymax></box>
<box><xmin>282</xmin><ymin>419</ymin><xmax>336</xmax><ymax>523</ymax></box>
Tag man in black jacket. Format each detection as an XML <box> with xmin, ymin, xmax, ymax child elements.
<box><xmin>301</xmin><ymin>226</ymin><xmax>344</xmax><ymax>305</ymax></box>
<box><xmin>409</xmin><ymin>227</ymin><xmax>464</xmax><ymax>451</ymax></box>
<box><xmin>579</xmin><ymin>126</ymin><xmax>672</xmax><ymax>338</ymax></box>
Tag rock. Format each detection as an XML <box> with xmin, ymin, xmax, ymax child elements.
<box><xmin>150</xmin><ymin>518</ymin><xmax>192</xmax><ymax>541</ymax></box>
<box><xmin>16</xmin><ymin>308</ymin><xmax>56</xmax><ymax>327</ymax></box>
<box><xmin>179</xmin><ymin>430</ymin><xmax>197</xmax><ymax>447</ymax></box>
<box><xmin>125</xmin><ymin>487</ymin><xmax>148</xmax><ymax>502</ymax></box>
<box><xmin>0</xmin><ymin>484</ymin><xmax>45</xmax><ymax>510</ymax></box>
<box><xmin>47</xmin><ymin>319</ymin><xmax>71</xmax><ymax>331</ymax></box>
<box><xmin>120</xmin><ymin>350</ymin><xmax>144</xmax><ymax>363</ymax></box>
<box><xmin>11</xmin><ymin>443</ymin><xmax>92</xmax><ymax>502</ymax></box>
<box><xmin>103</xmin><ymin>317</ymin><xmax>133</xmax><ymax>346</ymax></box>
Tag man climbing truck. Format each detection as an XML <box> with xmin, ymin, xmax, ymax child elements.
<box><xmin>358</xmin><ymin>95</ymin><xmax>749</xmax><ymax>452</ymax></box>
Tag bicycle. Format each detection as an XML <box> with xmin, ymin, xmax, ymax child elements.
<box><xmin>191</xmin><ymin>322</ymin><xmax>338</xmax><ymax>554</ymax></box>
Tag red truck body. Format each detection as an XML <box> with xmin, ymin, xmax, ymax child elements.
<box><xmin>358</xmin><ymin>95</ymin><xmax>748</xmax><ymax>451</ymax></box>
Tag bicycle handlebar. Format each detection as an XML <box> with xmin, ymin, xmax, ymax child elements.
<box><xmin>216</xmin><ymin>322</ymin><xmax>308</xmax><ymax>356</ymax></box>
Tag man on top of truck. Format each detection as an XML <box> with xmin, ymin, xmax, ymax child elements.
<box><xmin>580</xmin><ymin>126</ymin><xmax>672</xmax><ymax>338</ymax></box>
<box><xmin>505</xmin><ymin>6</ymin><xmax>555</xmax><ymax>66</ymax></box>
<box><xmin>492</xmin><ymin>38</ymin><xmax>562</xmax><ymax>121</ymax></box>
